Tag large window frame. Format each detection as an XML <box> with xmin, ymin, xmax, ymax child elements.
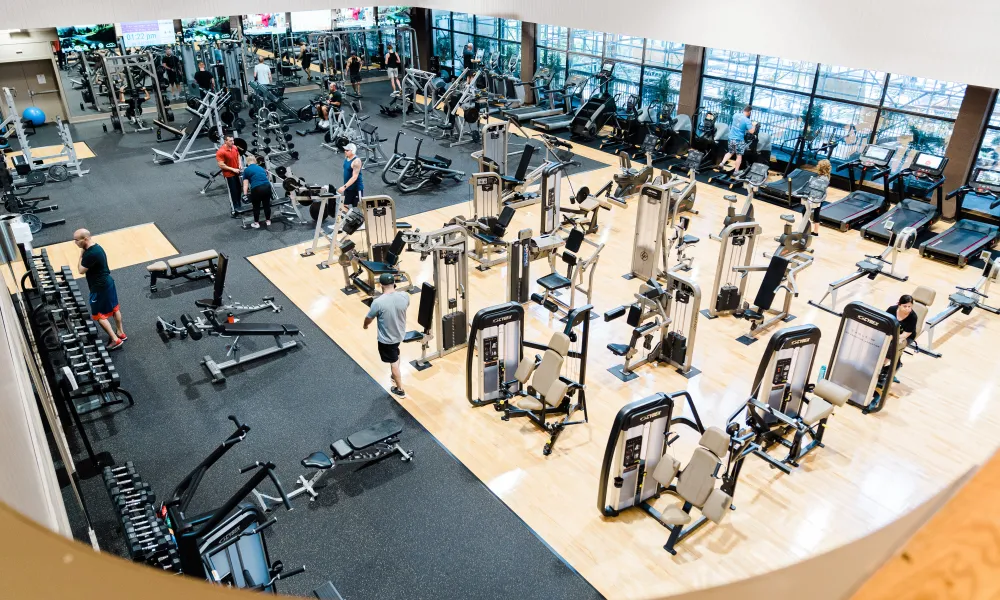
<box><xmin>432</xmin><ymin>11</ymin><xmax>521</xmax><ymax>78</ymax></box>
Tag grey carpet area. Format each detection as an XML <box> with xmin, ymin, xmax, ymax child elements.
<box><xmin>16</xmin><ymin>79</ymin><xmax>605</xmax><ymax>599</ymax></box>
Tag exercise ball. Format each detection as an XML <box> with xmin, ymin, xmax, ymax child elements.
<box><xmin>22</xmin><ymin>107</ymin><xmax>45</xmax><ymax>126</ymax></box>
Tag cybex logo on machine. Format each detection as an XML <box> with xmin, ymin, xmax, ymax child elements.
<box><xmin>639</xmin><ymin>410</ymin><xmax>663</xmax><ymax>422</ymax></box>
<box><xmin>788</xmin><ymin>338</ymin><xmax>810</xmax><ymax>347</ymax></box>
<box><xmin>857</xmin><ymin>315</ymin><xmax>879</xmax><ymax>326</ymax></box>
<box><xmin>491</xmin><ymin>314</ymin><xmax>517</xmax><ymax>325</ymax></box>
<box><xmin>645</xmin><ymin>189</ymin><xmax>662</xmax><ymax>200</ymax></box>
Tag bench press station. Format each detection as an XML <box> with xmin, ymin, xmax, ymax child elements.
<box><xmin>250</xmin><ymin>419</ymin><xmax>413</xmax><ymax>512</ymax></box>
<box><xmin>146</xmin><ymin>250</ymin><xmax>220</xmax><ymax>292</ymax></box>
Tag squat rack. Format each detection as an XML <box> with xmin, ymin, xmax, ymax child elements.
<box><xmin>98</xmin><ymin>53</ymin><xmax>171</xmax><ymax>133</ymax></box>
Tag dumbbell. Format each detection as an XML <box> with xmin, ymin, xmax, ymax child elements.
<box><xmin>108</xmin><ymin>480</ymin><xmax>151</xmax><ymax>498</ymax></box>
<box><xmin>127</xmin><ymin>534</ymin><xmax>173</xmax><ymax>558</ymax></box>
<box><xmin>113</xmin><ymin>493</ymin><xmax>155</xmax><ymax>512</ymax></box>
<box><xmin>103</xmin><ymin>465</ymin><xmax>139</xmax><ymax>486</ymax></box>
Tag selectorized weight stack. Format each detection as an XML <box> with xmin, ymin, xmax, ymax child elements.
<box><xmin>466</xmin><ymin>302</ymin><xmax>525</xmax><ymax>407</ymax></box>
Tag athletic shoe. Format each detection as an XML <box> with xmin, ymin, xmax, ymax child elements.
<box><xmin>390</xmin><ymin>386</ymin><xmax>406</xmax><ymax>397</ymax></box>
<box><xmin>118</xmin><ymin>333</ymin><xmax>128</xmax><ymax>341</ymax></box>
<box><xmin>107</xmin><ymin>339</ymin><xmax>124</xmax><ymax>351</ymax></box>
<box><xmin>319</xmin><ymin>120</ymin><xmax>330</xmax><ymax>128</ymax></box>
<box><xmin>250</xmin><ymin>222</ymin><xmax>260</xmax><ymax>229</ymax></box>
<box><xmin>811</xmin><ymin>232</ymin><xmax>819</xmax><ymax>237</ymax></box>
<box><xmin>265</xmin><ymin>220</ymin><xmax>271</xmax><ymax>226</ymax></box>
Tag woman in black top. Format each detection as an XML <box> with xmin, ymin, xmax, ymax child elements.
<box><xmin>881</xmin><ymin>294</ymin><xmax>917</xmax><ymax>384</ymax></box>
<box><xmin>347</xmin><ymin>50</ymin><xmax>363</xmax><ymax>95</ymax></box>
<box><xmin>385</xmin><ymin>44</ymin><xmax>401</xmax><ymax>93</ymax></box>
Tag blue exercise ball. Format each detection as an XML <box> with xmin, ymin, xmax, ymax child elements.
<box><xmin>22</xmin><ymin>106</ymin><xmax>45</xmax><ymax>126</ymax></box>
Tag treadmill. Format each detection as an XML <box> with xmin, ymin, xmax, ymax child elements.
<box><xmin>861</xmin><ymin>151</ymin><xmax>946</xmax><ymax>244</ymax></box>
<box><xmin>920</xmin><ymin>167</ymin><xmax>1000</xmax><ymax>267</ymax></box>
<box><xmin>531</xmin><ymin>70</ymin><xmax>603</xmax><ymax>132</ymax></box>
<box><xmin>758</xmin><ymin>136</ymin><xmax>839</xmax><ymax>207</ymax></box>
<box><xmin>500</xmin><ymin>67</ymin><xmax>564</xmax><ymax>123</ymax></box>
<box><xmin>817</xmin><ymin>144</ymin><xmax>894</xmax><ymax>231</ymax></box>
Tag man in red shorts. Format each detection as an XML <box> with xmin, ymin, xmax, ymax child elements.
<box><xmin>75</xmin><ymin>229</ymin><xmax>126</xmax><ymax>350</ymax></box>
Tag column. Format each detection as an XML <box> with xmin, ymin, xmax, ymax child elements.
<box><xmin>410</xmin><ymin>7</ymin><xmax>433</xmax><ymax>72</ymax></box>
<box><xmin>942</xmin><ymin>85</ymin><xmax>996</xmax><ymax>218</ymax></box>
<box><xmin>677</xmin><ymin>45</ymin><xmax>705</xmax><ymax>119</ymax></box>
<box><xmin>520</xmin><ymin>22</ymin><xmax>537</xmax><ymax>105</ymax></box>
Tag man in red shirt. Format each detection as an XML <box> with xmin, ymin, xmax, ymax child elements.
<box><xmin>216</xmin><ymin>135</ymin><xmax>244</xmax><ymax>214</ymax></box>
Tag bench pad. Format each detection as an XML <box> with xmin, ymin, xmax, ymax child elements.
<box><xmin>221</xmin><ymin>323</ymin><xmax>300</xmax><ymax>336</ymax></box>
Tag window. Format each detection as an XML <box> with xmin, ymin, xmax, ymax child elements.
<box><xmin>704</xmin><ymin>49</ymin><xmax>756</xmax><ymax>82</ymax></box>
<box><xmin>606</xmin><ymin>34</ymin><xmax>644</xmax><ymax>64</ymax></box>
<box><xmin>751</xmin><ymin>88</ymin><xmax>812</xmax><ymax>149</ymax></box>
<box><xmin>882</xmin><ymin>75</ymin><xmax>966</xmax><ymax>120</ymax></box>
<box><xmin>501</xmin><ymin>19</ymin><xmax>521</xmax><ymax>42</ymax></box>
<box><xmin>433</xmin><ymin>12</ymin><xmax>521</xmax><ymax>78</ymax></box>
<box><xmin>434</xmin><ymin>29</ymin><xmax>453</xmax><ymax>66</ymax></box>
<box><xmin>570</xmin><ymin>29</ymin><xmax>604</xmax><ymax>56</ymax></box>
<box><xmin>431</xmin><ymin>10</ymin><xmax>451</xmax><ymax>30</ymax></box>
<box><xmin>610</xmin><ymin>62</ymin><xmax>642</xmax><ymax>103</ymax></box>
<box><xmin>808</xmin><ymin>99</ymin><xmax>878</xmax><ymax>161</ymax></box>
<box><xmin>975</xmin><ymin>99</ymin><xmax>1000</xmax><ymax>169</ymax></box>
<box><xmin>700</xmin><ymin>79</ymin><xmax>751</xmax><ymax>125</ymax></box>
<box><xmin>452</xmin><ymin>12</ymin><xmax>473</xmax><ymax>34</ymax></box>
<box><xmin>755</xmin><ymin>56</ymin><xmax>816</xmax><ymax>94</ymax></box>
<box><xmin>815</xmin><ymin>65</ymin><xmax>886</xmax><ymax>104</ymax></box>
<box><xmin>569</xmin><ymin>53</ymin><xmax>603</xmax><ymax>98</ymax></box>
<box><xmin>453</xmin><ymin>32</ymin><xmax>472</xmax><ymax>69</ymax></box>
<box><xmin>538</xmin><ymin>25</ymin><xmax>568</xmax><ymax>50</ymax></box>
<box><xmin>475</xmin><ymin>15</ymin><xmax>497</xmax><ymax>38</ymax></box>
<box><xmin>538</xmin><ymin>47</ymin><xmax>568</xmax><ymax>88</ymax></box>
<box><xmin>644</xmin><ymin>40</ymin><xmax>684</xmax><ymax>70</ymax></box>
<box><xmin>875</xmin><ymin>111</ymin><xmax>955</xmax><ymax>164</ymax></box>
<box><xmin>641</xmin><ymin>67</ymin><xmax>681</xmax><ymax>114</ymax></box>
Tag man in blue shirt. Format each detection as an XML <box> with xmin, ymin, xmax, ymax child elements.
<box><xmin>338</xmin><ymin>143</ymin><xmax>364</xmax><ymax>209</ymax></box>
<box><xmin>242</xmin><ymin>155</ymin><xmax>272</xmax><ymax>228</ymax></box>
<box><xmin>722</xmin><ymin>105</ymin><xmax>757</xmax><ymax>173</ymax></box>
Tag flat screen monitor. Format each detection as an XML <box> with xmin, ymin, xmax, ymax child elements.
<box><xmin>291</xmin><ymin>10</ymin><xmax>332</xmax><ymax>32</ymax></box>
<box><xmin>182</xmin><ymin>17</ymin><xmax>233</xmax><ymax>42</ymax></box>
<box><xmin>914</xmin><ymin>152</ymin><xmax>944</xmax><ymax>171</ymax></box>
<box><xmin>334</xmin><ymin>7</ymin><xmax>374</xmax><ymax>29</ymax></box>
<box><xmin>862</xmin><ymin>145</ymin><xmax>892</xmax><ymax>163</ymax></box>
<box><xmin>57</xmin><ymin>24</ymin><xmax>118</xmax><ymax>51</ymax></box>
<box><xmin>121</xmin><ymin>20</ymin><xmax>176</xmax><ymax>48</ymax></box>
<box><xmin>974</xmin><ymin>168</ymin><xmax>1000</xmax><ymax>190</ymax></box>
<box><xmin>242</xmin><ymin>13</ymin><xmax>287</xmax><ymax>35</ymax></box>
<box><xmin>377</xmin><ymin>6</ymin><xmax>411</xmax><ymax>25</ymax></box>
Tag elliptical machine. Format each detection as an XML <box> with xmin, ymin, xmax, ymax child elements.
<box><xmin>710</xmin><ymin>162</ymin><xmax>769</xmax><ymax>240</ymax></box>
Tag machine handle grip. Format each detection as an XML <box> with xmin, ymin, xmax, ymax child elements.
<box><xmin>278</xmin><ymin>566</ymin><xmax>306</xmax><ymax>580</ymax></box>
<box><xmin>239</xmin><ymin>461</ymin><xmax>264</xmax><ymax>474</ymax></box>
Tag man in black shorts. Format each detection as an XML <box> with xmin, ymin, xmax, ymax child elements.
<box><xmin>299</xmin><ymin>42</ymin><xmax>313</xmax><ymax>82</ymax></box>
<box><xmin>363</xmin><ymin>273</ymin><xmax>411</xmax><ymax>397</ymax></box>
<box><xmin>75</xmin><ymin>229</ymin><xmax>126</xmax><ymax>350</ymax></box>
<box><xmin>193</xmin><ymin>61</ymin><xmax>215</xmax><ymax>97</ymax></box>
<box><xmin>162</xmin><ymin>47</ymin><xmax>182</xmax><ymax>101</ymax></box>
<box><xmin>347</xmin><ymin>49</ymin><xmax>363</xmax><ymax>95</ymax></box>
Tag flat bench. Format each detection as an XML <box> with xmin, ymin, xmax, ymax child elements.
<box><xmin>147</xmin><ymin>250</ymin><xmax>220</xmax><ymax>292</ymax></box>
<box><xmin>220</xmin><ymin>323</ymin><xmax>300</xmax><ymax>336</ymax></box>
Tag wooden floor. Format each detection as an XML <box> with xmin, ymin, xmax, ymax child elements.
<box><xmin>249</xmin><ymin>143</ymin><xmax>1000</xmax><ymax>599</ymax></box>
<box><xmin>3</xmin><ymin>141</ymin><xmax>96</xmax><ymax>168</ymax></box>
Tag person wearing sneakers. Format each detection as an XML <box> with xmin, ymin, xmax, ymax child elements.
<box><xmin>363</xmin><ymin>273</ymin><xmax>410</xmax><ymax>397</ymax></box>
<box><xmin>75</xmin><ymin>229</ymin><xmax>126</xmax><ymax>350</ymax></box>
<box><xmin>242</xmin><ymin>154</ymin><xmax>272</xmax><ymax>228</ymax></box>
<box><xmin>337</xmin><ymin>143</ymin><xmax>364</xmax><ymax>210</ymax></box>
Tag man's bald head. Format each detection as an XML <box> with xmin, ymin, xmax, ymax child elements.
<box><xmin>73</xmin><ymin>229</ymin><xmax>92</xmax><ymax>248</ymax></box>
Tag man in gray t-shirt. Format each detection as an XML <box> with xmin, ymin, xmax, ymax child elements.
<box><xmin>364</xmin><ymin>273</ymin><xmax>411</xmax><ymax>397</ymax></box>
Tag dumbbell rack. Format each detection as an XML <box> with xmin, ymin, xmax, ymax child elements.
<box><xmin>21</xmin><ymin>249</ymin><xmax>134</xmax><ymax>468</ymax></box>
<box><xmin>102</xmin><ymin>462</ymin><xmax>181</xmax><ymax>572</ymax></box>
<box><xmin>249</xmin><ymin>107</ymin><xmax>298</xmax><ymax>166</ymax></box>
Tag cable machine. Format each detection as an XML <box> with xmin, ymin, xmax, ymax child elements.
<box><xmin>99</xmin><ymin>53</ymin><xmax>172</xmax><ymax>134</ymax></box>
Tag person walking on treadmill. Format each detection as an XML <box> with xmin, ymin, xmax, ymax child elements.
<box><xmin>364</xmin><ymin>273</ymin><xmax>411</xmax><ymax>398</ymax></box>
<box><xmin>338</xmin><ymin>143</ymin><xmax>364</xmax><ymax>210</ymax></box>
<box><xmin>721</xmin><ymin>105</ymin><xmax>756</xmax><ymax>174</ymax></box>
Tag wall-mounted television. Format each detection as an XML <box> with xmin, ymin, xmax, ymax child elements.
<box><xmin>57</xmin><ymin>24</ymin><xmax>118</xmax><ymax>51</ymax></box>
<box><xmin>377</xmin><ymin>6</ymin><xmax>411</xmax><ymax>26</ymax></box>
<box><xmin>182</xmin><ymin>17</ymin><xmax>233</xmax><ymax>42</ymax></box>
<box><xmin>334</xmin><ymin>7</ymin><xmax>374</xmax><ymax>29</ymax></box>
<box><xmin>121</xmin><ymin>20</ymin><xmax>177</xmax><ymax>48</ymax></box>
<box><xmin>242</xmin><ymin>13</ymin><xmax>287</xmax><ymax>35</ymax></box>
<box><xmin>291</xmin><ymin>10</ymin><xmax>331</xmax><ymax>33</ymax></box>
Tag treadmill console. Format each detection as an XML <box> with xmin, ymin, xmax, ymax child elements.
<box><xmin>911</xmin><ymin>152</ymin><xmax>948</xmax><ymax>179</ymax></box>
<box><xmin>972</xmin><ymin>168</ymin><xmax>1000</xmax><ymax>196</ymax></box>
<box><xmin>859</xmin><ymin>145</ymin><xmax>894</xmax><ymax>168</ymax></box>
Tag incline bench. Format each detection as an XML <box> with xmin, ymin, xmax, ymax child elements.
<box><xmin>147</xmin><ymin>250</ymin><xmax>220</xmax><ymax>292</ymax></box>
<box><xmin>179</xmin><ymin>313</ymin><xmax>302</xmax><ymax>384</ymax></box>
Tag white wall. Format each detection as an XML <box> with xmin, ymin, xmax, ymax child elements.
<box><xmin>3</xmin><ymin>1</ymin><xmax>998</xmax><ymax>88</ymax></box>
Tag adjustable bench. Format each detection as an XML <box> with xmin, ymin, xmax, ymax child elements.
<box><xmin>147</xmin><ymin>250</ymin><xmax>220</xmax><ymax>292</ymax></box>
<box><xmin>199</xmin><ymin>321</ymin><xmax>302</xmax><ymax>383</ymax></box>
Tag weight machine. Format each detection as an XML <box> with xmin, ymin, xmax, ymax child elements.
<box><xmin>466</xmin><ymin>302</ymin><xmax>524</xmax><ymax>407</ymax></box>
<box><xmin>626</xmin><ymin>177</ymin><xmax>697</xmax><ymax>282</ymax></box>
<box><xmin>343</xmin><ymin>195</ymin><xmax>416</xmax><ymax>299</ymax></box>
<box><xmin>402</xmin><ymin>223</ymin><xmax>469</xmax><ymax>370</ymax></box>
<box><xmin>732</xmin><ymin>250</ymin><xmax>814</xmax><ymax>345</ymax></box>
<box><xmin>152</xmin><ymin>90</ymin><xmax>227</xmax><ymax>164</ymax></box>
<box><xmin>1</xmin><ymin>87</ymin><xmax>88</xmax><ymax>181</ymax></box>
<box><xmin>0</xmin><ymin>154</ymin><xmax>63</xmax><ymax>233</ymax></box>
<box><xmin>99</xmin><ymin>53</ymin><xmax>173</xmax><ymax>134</ymax></box>
<box><xmin>919</xmin><ymin>251</ymin><xmax>1000</xmax><ymax>355</ymax></box>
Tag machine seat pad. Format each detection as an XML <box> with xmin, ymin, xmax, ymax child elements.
<box><xmin>166</xmin><ymin>250</ymin><xmax>219</xmax><ymax>269</ymax></box>
<box><xmin>780</xmin><ymin>214</ymin><xmax>796</xmax><ymax>223</ymax></box>
<box><xmin>515</xmin><ymin>396</ymin><xmax>546</xmax><ymax>411</ymax></box>
<box><xmin>802</xmin><ymin>398</ymin><xmax>835</xmax><ymax>426</ymax></box>
<box><xmin>661</xmin><ymin>505</ymin><xmax>692</xmax><ymax>526</ymax></box>
<box><xmin>403</xmin><ymin>330</ymin><xmax>425</xmax><ymax>343</ymax></box>
<box><xmin>471</xmin><ymin>231</ymin><xmax>503</xmax><ymax>245</ymax></box>
<box><xmin>359</xmin><ymin>260</ymin><xmax>397</xmax><ymax>274</ymax></box>
<box><xmin>499</xmin><ymin>174</ymin><xmax>524</xmax><ymax>186</ymax></box>
<box><xmin>813</xmin><ymin>379</ymin><xmax>851</xmax><ymax>407</ymax></box>
<box><xmin>221</xmin><ymin>323</ymin><xmax>299</xmax><ymax>336</ymax></box>
<box><xmin>347</xmin><ymin>419</ymin><xmax>402</xmax><ymax>450</ymax></box>
<box><xmin>949</xmin><ymin>292</ymin><xmax>976</xmax><ymax>308</ymax></box>
<box><xmin>682</xmin><ymin>235</ymin><xmax>699</xmax><ymax>246</ymax></box>
<box><xmin>857</xmin><ymin>260</ymin><xmax>881</xmax><ymax>273</ymax></box>
<box><xmin>538</xmin><ymin>272</ymin><xmax>572</xmax><ymax>291</ymax></box>
<box><xmin>301</xmin><ymin>452</ymin><xmax>334</xmax><ymax>470</ymax></box>
<box><xmin>724</xmin><ymin>194</ymin><xmax>738</xmax><ymax>203</ymax></box>
<box><xmin>607</xmin><ymin>343</ymin><xmax>629</xmax><ymax>357</ymax></box>
<box><xmin>743</xmin><ymin>309</ymin><xmax>763</xmax><ymax>322</ymax></box>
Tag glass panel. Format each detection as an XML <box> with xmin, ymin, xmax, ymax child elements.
<box><xmin>434</xmin><ymin>28</ymin><xmax>453</xmax><ymax>66</ymax></box>
<box><xmin>755</xmin><ymin>56</ymin><xmax>816</xmax><ymax>93</ymax></box>
<box><xmin>500</xmin><ymin>19</ymin><xmax>521</xmax><ymax>42</ymax></box>
<box><xmin>990</xmin><ymin>98</ymin><xmax>1000</xmax><ymax>129</ymax></box>
<box><xmin>606</xmin><ymin>34</ymin><xmax>644</xmax><ymax>64</ymax></box>
<box><xmin>475</xmin><ymin>15</ymin><xmax>497</xmax><ymax>38</ymax></box>
<box><xmin>453</xmin><ymin>32</ymin><xmax>473</xmax><ymax>72</ymax></box>
<box><xmin>641</xmin><ymin>67</ymin><xmax>681</xmax><ymax>114</ymax></box>
<box><xmin>875</xmin><ymin>111</ymin><xmax>955</xmax><ymax>162</ymax></box>
<box><xmin>452</xmin><ymin>12</ymin><xmax>473</xmax><ymax>34</ymax></box>
<box><xmin>500</xmin><ymin>41</ymin><xmax>521</xmax><ymax>77</ymax></box>
<box><xmin>883</xmin><ymin>75</ymin><xmax>966</xmax><ymax>120</ymax></box>
<box><xmin>474</xmin><ymin>35</ymin><xmax>498</xmax><ymax>59</ymax></box>
<box><xmin>645</xmin><ymin>39</ymin><xmax>684</xmax><ymax>70</ymax></box>
<box><xmin>431</xmin><ymin>10</ymin><xmax>451</xmax><ymax>30</ymax></box>
<box><xmin>975</xmin><ymin>129</ymin><xmax>1000</xmax><ymax>170</ymax></box>
<box><xmin>569</xmin><ymin>29</ymin><xmax>604</xmax><ymax>56</ymax></box>
<box><xmin>704</xmin><ymin>48</ymin><xmax>756</xmax><ymax>82</ymax></box>
<box><xmin>699</xmin><ymin>78</ymin><xmax>751</xmax><ymax>125</ymax></box>
<box><xmin>815</xmin><ymin>64</ymin><xmax>886</xmax><ymax>104</ymax></box>
<box><xmin>751</xmin><ymin>88</ymin><xmax>811</xmax><ymax>156</ymax></box>
<box><xmin>569</xmin><ymin>54</ymin><xmax>602</xmax><ymax>98</ymax></box>
<box><xmin>538</xmin><ymin>24</ymin><xmax>568</xmax><ymax>50</ymax></box>
<box><xmin>609</xmin><ymin>62</ymin><xmax>641</xmax><ymax>104</ymax></box>
<box><xmin>809</xmin><ymin>98</ymin><xmax>878</xmax><ymax>161</ymax></box>
<box><xmin>538</xmin><ymin>48</ymin><xmax>567</xmax><ymax>88</ymax></box>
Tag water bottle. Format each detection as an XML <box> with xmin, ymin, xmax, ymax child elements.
<box><xmin>818</xmin><ymin>365</ymin><xmax>827</xmax><ymax>380</ymax></box>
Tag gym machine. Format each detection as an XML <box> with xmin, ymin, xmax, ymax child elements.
<box><xmin>825</xmin><ymin>302</ymin><xmax>903</xmax><ymax>414</ymax></box>
<box><xmin>152</xmin><ymin>89</ymin><xmax>227</xmax><ymax>164</ymax></box>
<box><xmin>727</xmin><ymin>325</ymin><xmax>852</xmax><ymax>472</ymax></box>
<box><xmin>707</xmin><ymin>126</ymin><xmax>772</xmax><ymax>189</ymax></box>
<box><xmin>764</xmin><ymin>179</ymin><xmax>827</xmax><ymax>260</ymax></box>
<box><xmin>568</xmin><ymin>61</ymin><xmax>617</xmax><ymax>140</ymax></box>
<box><xmin>861</xmin><ymin>151</ymin><xmax>946</xmax><ymax>244</ymax></box>
<box><xmin>0</xmin><ymin>154</ymin><xmax>64</xmax><ymax>234</ymax></box>
<box><xmin>99</xmin><ymin>53</ymin><xmax>173</xmax><ymax>134</ymax></box>
<box><xmin>466</xmin><ymin>172</ymin><xmax>514</xmax><ymax>269</ymax></box>
<box><xmin>702</xmin><ymin>217</ymin><xmax>763</xmax><ymax>320</ymax></box>
<box><xmin>817</xmin><ymin>144</ymin><xmax>895</xmax><ymax>231</ymax></box>
<box><xmin>626</xmin><ymin>175</ymin><xmax>698</xmax><ymax>282</ymax></box>
<box><xmin>809</xmin><ymin>224</ymin><xmax>916</xmax><ymax>316</ymax></box>
<box><xmin>466</xmin><ymin>302</ymin><xmax>524</xmax><ymax>407</ymax></box>
<box><xmin>499</xmin><ymin>304</ymin><xmax>594</xmax><ymax>455</ymax></box>
<box><xmin>709</xmin><ymin>162</ymin><xmax>769</xmax><ymax>240</ymax></box>
<box><xmin>402</xmin><ymin>223</ymin><xmax>470</xmax><ymax>369</ymax></box>
<box><xmin>920</xmin><ymin>167</ymin><xmax>1000</xmax><ymax>267</ymax></box>
<box><xmin>300</xmin><ymin>191</ymin><xmax>349</xmax><ymax>268</ymax></box>
<box><xmin>599</xmin><ymin>392</ymin><xmax>752</xmax><ymax>555</ymax></box>
<box><xmin>343</xmin><ymin>195</ymin><xmax>416</xmax><ymax>299</ymax></box>
<box><xmin>919</xmin><ymin>251</ymin><xmax>1000</xmax><ymax>355</ymax></box>
<box><xmin>531</xmin><ymin>228</ymin><xmax>604</xmax><ymax>319</ymax></box>
<box><xmin>732</xmin><ymin>250</ymin><xmax>814</xmax><ymax>345</ymax></box>
<box><xmin>1</xmin><ymin>87</ymin><xmax>88</xmax><ymax>181</ymax></box>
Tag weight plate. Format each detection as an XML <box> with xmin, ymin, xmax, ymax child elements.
<box><xmin>283</xmin><ymin>178</ymin><xmax>298</xmax><ymax>192</ymax></box>
<box><xmin>228</xmin><ymin>99</ymin><xmax>243</xmax><ymax>114</ymax></box>
<box><xmin>266</xmin><ymin>103</ymin><xmax>277</xmax><ymax>111</ymax></box>
<box><xmin>286</xmin><ymin>142</ymin><xmax>294</xmax><ymax>150</ymax></box>
<box><xmin>25</xmin><ymin>170</ymin><xmax>45</xmax><ymax>186</ymax></box>
<box><xmin>48</xmin><ymin>165</ymin><xmax>69</xmax><ymax>182</ymax></box>
<box><xmin>275</xmin><ymin>166</ymin><xmax>287</xmax><ymax>178</ymax></box>
<box><xmin>207</xmin><ymin>128</ymin><xmax>221</xmax><ymax>143</ymax></box>
<box><xmin>297</xmin><ymin>105</ymin><xmax>314</xmax><ymax>121</ymax></box>
<box><xmin>233</xmin><ymin>118</ymin><xmax>246</xmax><ymax>131</ymax></box>
<box><xmin>187</xmin><ymin>98</ymin><xmax>200</xmax><ymax>110</ymax></box>
<box><xmin>164</xmin><ymin>107</ymin><xmax>174</xmax><ymax>122</ymax></box>
<box><xmin>21</xmin><ymin>213</ymin><xmax>42</xmax><ymax>234</ymax></box>
<box><xmin>281</xmin><ymin>125</ymin><xmax>290</xmax><ymax>132</ymax></box>
<box><xmin>220</xmin><ymin>110</ymin><xmax>235</xmax><ymax>125</ymax></box>
<box><xmin>324</xmin><ymin>131</ymin><xmax>332</xmax><ymax>143</ymax></box>
<box><xmin>284</xmin><ymin>134</ymin><xmax>293</xmax><ymax>142</ymax></box>
<box><xmin>290</xmin><ymin>151</ymin><xmax>299</xmax><ymax>159</ymax></box>
<box><xmin>111</xmin><ymin>113</ymin><xmax>122</xmax><ymax>132</ymax></box>
<box><xmin>234</xmin><ymin>138</ymin><xmax>248</xmax><ymax>154</ymax></box>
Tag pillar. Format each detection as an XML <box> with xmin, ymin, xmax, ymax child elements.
<box><xmin>942</xmin><ymin>85</ymin><xmax>997</xmax><ymax>218</ymax></box>
<box><xmin>520</xmin><ymin>22</ymin><xmax>537</xmax><ymax>105</ymax></box>
<box><xmin>677</xmin><ymin>45</ymin><xmax>705</xmax><ymax>119</ymax></box>
<box><xmin>410</xmin><ymin>7</ymin><xmax>433</xmax><ymax>72</ymax></box>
